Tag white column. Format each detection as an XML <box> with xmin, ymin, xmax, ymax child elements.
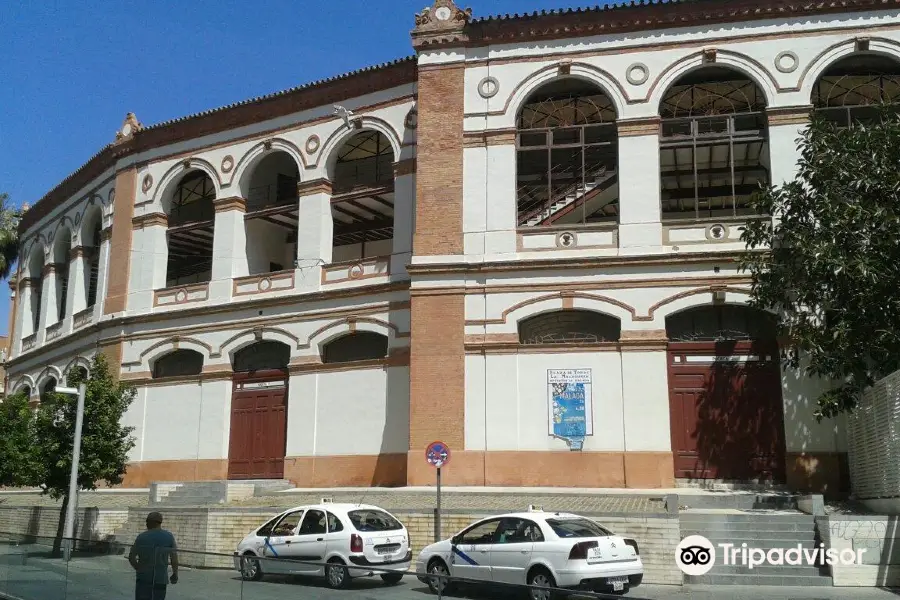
<box><xmin>620</xmin><ymin>348</ymin><xmax>672</xmax><ymax>452</ymax></box>
<box><xmin>295</xmin><ymin>179</ymin><xmax>333</xmax><ymax>290</ymax></box>
<box><xmin>126</xmin><ymin>214</ymin><xmax>169</xmax><ymax>313</ymax></box>
<box><xmin>38</xmin><ymin>264</ymin><xmax>59</xmax><ymax>334</ymax></box>
<box><xmin>485</xmin><ymin>141</ymin><xmax>517</xmax><ymax>257</ymax></box>
<box><xmin>766</xmin><ymin>107</ymin><xmax>810</xmax><ymax>228</ymax></box>
<box><xmin>210</xmin><ymin>197</ymin><xmax>248</xmax><ymax>302</ymax></box>
<box><xmin>13</xmin><ymin>279</ymin><xmax>35</xmax><ymax>353</ymax></box>
<box><xmin>616</xmin><ymin>119</ymin><xmax>663</xmax><ymax>254</ymax></box>
<box><xmin>66</xmin><ymin>248</ymin><xmax>86</xmax><ymax>321</ymax></box>
<box><xmin>92</xmin><ymin>228</ymin><xmax>112</xmax><ymax>321</ymax></box>
<box><xmin>391</xmin><ymin>162</ymin><xmax>415</xmax><ymax>276</ymax></box>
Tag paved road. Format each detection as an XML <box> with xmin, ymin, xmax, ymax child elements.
<box><xmin>2</xmin><ymin>551</ymin><xmax>900</xmax><ymax>600</ymax></box>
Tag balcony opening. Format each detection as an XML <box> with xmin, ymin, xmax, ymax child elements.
<box><xmin>517</xmin><ymin>78</ymin><xmax>619</xmax><ymax>227</ymax></box>
<box><xmin>243</xmin><ymin>151</ymin><xmax>301</xmax><ymax>276</ymax></box>
<box><xmin>52</xmin><ymin>228</ymin><xmax>71</xmax><ymax>323</ymax></box>
<box><xmin>331</xmin><ymin>131</ymin><xmax>395</xmax><ymax>262</ymax></box>
<box><xmin>165</xmin><ymin>171</ymin><xmax>215</xmax><ymax>287</ymax></box>
<box><xmin>812</xmin><ymin>54</ymin><xmax>900</xmax><ymax>127</ymax></box>
<box><xmin>659</xmin><ymin>67</ymin><xmax>770</xmax><ymax>221</ymax></box>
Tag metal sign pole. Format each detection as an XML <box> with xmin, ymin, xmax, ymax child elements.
<box><xmin>62</xmin><ymin>383</ymin><xmax>87</xmax><ymax>562</ymax></box>
<box><xmin>435</xmin><ymin>466</ymin><xmax>442</xmax><ymax>543</ymax></box>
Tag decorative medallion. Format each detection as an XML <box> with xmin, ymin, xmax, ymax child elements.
<box><xmin>405</xmin><ymin>108</ymin><xmax>418</xmax><ymax>130</ymax></box>
<box><xmin>305</xmin><ymin>134</ymin><xmax>321</xmax><ymax>154</ymax></box>
<box><xmin>115</xmin><ymin>112</ymin><xmax>142</xmax><ymax>143</ymax></box>
<box><xmin>259</xmin><ymin>278</ymin><xmax>271</xmax><ymax>292</ymax></box>
<box><xmin>775</xmin><ymin>51</ymin><xmax>799</xmax><ymax>74</ymax></box>
<box><xmin>141</xmin><ymin>174</ymin><xmax>153</xmax><ymax>193</ymax></box>
<box><xmin>702</xmin><ymin>48</ymin><xmax>717</xmax><ymax>63</ymax></box>
<box><xmin>478</xmin><ymin>77</ymin><xmax>500</xmax><ymax>99</ymax></box>
<box><xmin>435</xmin><ymin>5</ymin><xmax>452</xmax><ymax>20</ymax></box>
<box><xmin>626</xmin><ymin>63</ymin><xmax>649</xmax><ymax>86</ymax></box>
<box><xmin>707</xmin><ymin>224</ymin><xmax>727</xmax><ymax>241</ymax></box>
<box><xmin>175</xmin><ymin>289</ymin><xmax>188</xmax><ymax>303</ymax></box>
<box><xmin>556</xmin><ymin>231</ymin><xmax>577</xmax><ymax>248</ymax></box>
<box><xmin>348</xmin><ymin>264</ymin><xmax>364</xmax><ymax>279</ymax></box>
<box><xmin>412</xmin><ymin>0</ymin><xmax>472</xmax><ymax>49</ymax></box>
<box><xmin>221</xmin><ymin>155</ymin><xmax>234</xmax><ymax>174</ymax></box>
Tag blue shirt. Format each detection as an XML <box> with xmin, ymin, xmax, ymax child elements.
<box><xmin>131</xmin><ymin>528</ymin><xmax>177</xmax><ymax>585</ymax></box>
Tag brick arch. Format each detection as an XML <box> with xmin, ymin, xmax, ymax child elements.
<box><xmin>799</xmin><ymin>36</ymin><xmax>900</xmax><ymax>102</ymax></box>
<box><xmin>503</xmin><ymin>292</ymin><xmax>637</xmax><ymax>326</ymax></box>
<box><xmin>231</xmin><ymin>138</ymin><xmax>307</xmax><ymax>194</ymax></box>
<box><xmin>305</xmin><ymin>317</ymin><xmax>398</xmax><ymax>351</ymax></box>
<box><xmin>151</xmin><ymin>158</ymin><xmax>223</xmax><ymax>214</ymax></box>
<box><xmin>138</xmin><ymin>336</ymin><xmax>214</xmax><ymax>368</ymax></box>
<box><xmin>646</xmin><ymin>286</ymin><xmax>766</xmax><ymax>321</ymax></box>
<box><xmin>318</xmin><ymin>116</ymin><xmax>402</xmax><ymax>178</ymax></box>
<box><xmin>218</xmin><ymin>326</ymin><xmax>301</xmax><ymax>360</ymax></box>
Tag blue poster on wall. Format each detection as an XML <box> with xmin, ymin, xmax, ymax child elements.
<box><xmin>548</xmin><ymin>369</ymin><xmax>593</xmax><ymax>450</ymax></box>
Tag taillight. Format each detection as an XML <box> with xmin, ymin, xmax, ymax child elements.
<box><xmin>624</xmin><ymin>538</ymin><xmax>639</xmax><ymax>555</ymax></box>
<box><xmin>568</xmin><ymin>540</ymin><xmax>598</xmax><ymax>560</ymax></box>
<box><xmin>350</xmin><ymin>534</ymin><xmax>363</xmax><ymax>553</ymax></box>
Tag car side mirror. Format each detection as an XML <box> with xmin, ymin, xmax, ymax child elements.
<box><xmin>451</xmin><ymin>535</ymin><xmax>461</xmax><ymax>545</ymax></box>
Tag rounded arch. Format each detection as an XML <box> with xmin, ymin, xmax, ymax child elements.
<box><xmin>151</xmin><ymin>159</ymin><xmax>222</xmax><ymax>213</ymax></box>
<box><xmin>648</xmin><ymin>287</ymin><xmax>763</xmax><ymax>321</ymax></box>
<box><xmin>503</xmin><ymin>293</ymin><xmax>636</xmax><ymax>328</ymax></box>
<box><xmin>25</xmin><ymin>242</ymin><xmax>44</xmax><ymax>279</ymax></box>
<box><xmin>80</xmin><ymin>203</ymin><xmax>103</xmax><ymax>246</ymax></box>
<box><xmin>52</xmin><ymin>226</ymin><xmax>71</xmax><ymax>264</ymax></box>
<box><xmin>518</xmin><ymin>309</ymin><xmax>621</xmax><ymax>344</ymax></box>
<box><xmin>665</xmin><ymin>303</ymin><xmax>778</xmax><ymax>342</ymax></box>
<box><xmin>219</xmin><ymin>327</ymin><xmax>300</xmax><ymax>361</ymax></box>
<box><xmin>800</xmin><ymin>37</ymin><xmax>900</xmax><ymax>103</ymax></box>
<box><xmin>35</xmin><ymin>365</ymin><xmax>63</xmax><ymax>392</ymax></box>
<box><xmin>232</xmin><ymin>138</ymin><xmax>306</xmax><ymax>198</ymax></box>
<box><xmin>307</xmin><ymin>317</ymin><xmax>398</xmax><ymax>352</ymax></box>
<box><xmin>649</xmin><ymin>50</ymin><xmax>777</xmax><ymax>113</ymax></box>
<box><xmin>504</xmin><ymin>62</ymin><xmax>628</xmax><ymax>126</ymax></box>
<box><xmin>232</xmin><ymin>339</ymin><xmax>291</xmax><ymax>373</ymax></box>
<box><xmin>152</xmin><ymin>349</ymin><xmax>205</xmax><ymax>378</ymax></box>
<box><xmin>319</xmin><ymin>117</ymin><xmax>402</xmax><ymax>179</ymax></box>
<box><xmin>63</xmin><ymin>356</ymin><xmax>92</xmax><ymax>379</ymax></box>
<box><xmin>12</xmin><ymin>374</ymin><xmax>36</xmax><ymax>397</ymax></box>
<box><xmin>139</xmin><ymin>336</ymin><xmax>213</xmax><ymax>368</ymax></box>
<box><xmin>321</xmin><ymin>331</ymin><xmax>390</xmax><ymax>364</ymax></box>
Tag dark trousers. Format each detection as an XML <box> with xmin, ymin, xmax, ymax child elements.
<box><xmin>135</xmin><ymin>582</ymin><xmax>167</xmax><ymax>600</ymax></box>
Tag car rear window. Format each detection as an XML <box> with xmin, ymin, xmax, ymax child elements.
<box><xmin>348</xmin><ymin>510</ymin><xmax>403</xmax><ymax>532</ymax></box>
<box><xmin>546</xmin><ymin>518</ymin><xmax>612</xmax><ymax>538</ymax></box>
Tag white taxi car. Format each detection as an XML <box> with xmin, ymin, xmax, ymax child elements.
<box><xmin>415</xmin><ymin>508</ymin><xmax>643</xmax><ymax>599</ymax></box>
<box><xmin>233</xmin><ymin>499</ymin><xmax>411</xmax><ymax>589</ymax></box>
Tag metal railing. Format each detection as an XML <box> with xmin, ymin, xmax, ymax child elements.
<box><xmin>0</xmin><ymin>531</ymin><xmax>651</xmax><ymax>600</ymax></box>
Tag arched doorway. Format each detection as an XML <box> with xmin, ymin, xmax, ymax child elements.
<box><xmin>665</xmin><ymin>304</ymin><xmax>785</xmax><ymax>482</ymax></box>
<box><xmin>228</xmin><ymin>340</ymin><xmax>291</xmax><ymax>480</ymax></box>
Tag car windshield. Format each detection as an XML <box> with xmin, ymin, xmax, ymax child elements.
<box><xmin>546</xmin><ymin>517</ymin><xmax>612</xmax><ymax>538</ymax></box>
<box><xmin>348</xmin><ymin>509</ymin><xmax>403</xmax><ymax>532</ymax></box>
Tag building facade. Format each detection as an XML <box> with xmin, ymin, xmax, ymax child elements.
<box><xmin>7</xmin><ymin>0</ymin><xmax>900</xmax><ymax>493</ymax></box>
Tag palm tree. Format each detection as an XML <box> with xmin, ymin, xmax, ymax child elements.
<box><xmin>0</xmin><ymin>193</ymin><xmax>23</xmax><ymax>281</ymax></box>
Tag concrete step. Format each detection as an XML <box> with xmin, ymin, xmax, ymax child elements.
<box><xmin>685</xmin><ymin>573</ymin><xmax>832</xmax><ymax>586</ymax></box>
<box><xmin>694</xmin><ymin>537</ymin><xmax>820</xmax><ymax>549</ymax></box>
<box><xmin>702</xmin><ymin>564</ymin><xmax>828</xmax><ymax>576</ymax></box>
<box><xmin>681</xmin><ymin>525</ymin><xmax>814</xmax><ymax>535</ymax></box>
<box><xmin>680</xmin><ymin>512</ymin><xmax>810</xmax><ymax>521</ymax></box>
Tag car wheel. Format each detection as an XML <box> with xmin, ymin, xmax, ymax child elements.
<box><xmin>325</xmin><ymin>558</ymin><xmax>350</xmax><ymax>589</ymax></box>
<box><xmin>380</xmin><ymin>572</ymin><xmax>404</xmax><ymax>585</ymax></box>
<box><xmin>527</xmin><ymin>567</ymin><xmax>557</xmax><ymax>600</ymax></box>
<box><xmin>426</xmin><ymin>558</ymin><xmax>452</xmax><ymax>595</ymax></box>
<box><xmin>240</xmin><ymin>553</ymin><xmax>263</xmax><ymax>582</ymax></box>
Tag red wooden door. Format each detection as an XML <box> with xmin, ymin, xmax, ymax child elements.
<box><xmin>228</xmin><ymin>373</ymin><xmax>287</xmax><ymax>480</ymax></box>
<box><xmin>668</xmin><ymin>342</ymin><xmax>786</xmax><ymax>482</ymax></box>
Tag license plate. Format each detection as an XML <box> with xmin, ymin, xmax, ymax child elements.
<box><xmin>587</xmin><ymin>548</ymin><xmax>602</xmax><ymax>562</ymax></box>
<box><xmin>608</xmin><ymin>576</ymin><xmax>628</xmax><ymax>591</ymax></box>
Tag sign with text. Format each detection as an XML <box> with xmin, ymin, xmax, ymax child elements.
<box><xmin>547</xmin><ymin>369</ymin><xmax>593</xmax><ymax>448</ymax></box>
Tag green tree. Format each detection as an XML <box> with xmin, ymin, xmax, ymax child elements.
<box><xmin>741</xmin><ymin>105</ymin><xmax>900</xmax><ymax>421</ymax></box>
<box><xmin>0</xmin><ymin>391</ymin><xmax>41</xmax><ymax>487</ymax></box>
<box><xmin>0</xmin><ymin>192</ymin><xmax>24</xmax><ymax>280</ymax></box>
<box><xmin>34</xmin><ymin>353</ymin><xmax>136</xmax><ymax>554</ymax></box>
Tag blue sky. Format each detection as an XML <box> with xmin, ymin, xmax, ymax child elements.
<box><xmin>0</xmin><ymin>0</ymin><xmax>588</xmax><ymax>335</ymax></box>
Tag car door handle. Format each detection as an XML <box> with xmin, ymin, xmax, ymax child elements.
<box><xmin>317</xmin><ymin>538</ymin><xmax>324</xmax><ymax>541</ymax></box>
<box><xmin>285</xmin><ymin>540</ymin><xmax>291</xmax><ymax>544</ymax></box>
<box><xmin>520</xmin><ymin>550</ymin><xmax>528</xmax><ymax>554</ymax></box>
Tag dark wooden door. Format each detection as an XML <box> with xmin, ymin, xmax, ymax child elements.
<box><xmin>668</xmin><ymin>341</ymin><xmax>786</xmax><ymax>482</ymax></box>
<box><xmin>228</xmin><ymin>373</ymin><xmax>288</xmax><ymax>480</ymax></box>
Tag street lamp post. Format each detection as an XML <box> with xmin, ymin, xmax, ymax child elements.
<box><xmin>56</xmin><ymin>382</ymin><xmax>86</xmax><ymax>562</ymax></box>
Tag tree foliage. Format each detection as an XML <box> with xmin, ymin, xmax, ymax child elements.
<box><xmin>741</xmin><ymin>105</ymin><xmax>900</xmax><ymax>420</ymax></box>
<box><xmin>0</xmin><ymin>392</ymin><xmax>41</xmax><ymax>487</ymax></box>
<box><xmin>33</xmin><ymin>353</ymin><xmax>137</xmax><ymax>499</ymax></box>
<box><xmin>0</xmin><ymin>192</ymin><xmax>23</xmax><ymax>280</ymax></box>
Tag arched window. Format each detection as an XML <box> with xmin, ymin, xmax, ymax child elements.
<box><xmin>517</xmin><ymin>78</ymin><xmax>619</xmax><ymax>227</ymax></box>
<box><xmin>52</xmin><ymin>229</ymin><xmax>72</xmax><ymax>323</ymax></box>
<box><xmin>82</xmin><ymin>209</ymin><xmax>102</xmax><ymax>309</ymax></box>
<box><xmin>812</xmin><ymin>54</ymin><xmax>900</xmax><ymax>127</ymax></box>
<box><xmin>165</xmin><ymin>171</ymin><xmax>216</xmax><ymax>287</ymax></box>
<box><xmin>17</xmin><ymin>385</ymin><xmax>32</xmax><ymax>399</ymax></box>
<box><xmin>243</xmin><ymin>151</ymin><xmax>302</xmax><ymax>275</ymax></box>
<box><xmin>322</xmin><ymin>332</ymin><xmax>389</xmax><ymax>364</ymax></box>
<box><xmin>518</xmin><ymin>310</ymin><xmax>621</xmax><ymax>344</ymax></box>
<box><xmin>233</xmin><ymin>340</ymin><xmax>290</xmax><ymax>373</ymax></box>
<box><xmin>152</xmin><ymin>349</ymin><xmax>204</xmax><ymax>379</ymax></box>
<box><xmin>40</xmin><ymin>377</ymin><xmax>57</xmax><ymax>404</ymax></box>
<box><xmin>26</xmin><ymin>247</ymin><xmax>44</xmax><ymax>336</ymax></box>
<box><xmin>659</xmin><ymin>67</ymin><xmax>769</xmax><ymax>220</ymax></box>
<box><xmin>330</xmin><ymin>131</ymin><xmax>395</xmax><ymax>262</ymax></box>
<box><xmin>66</xmin><ymin>365</ymin><xmax>89</xmax><ymax>387</ymax></box>
<box><xmin>665</xmin><ymin>305</ymin><xmax>777</xmax><ymax>342</ymax></box>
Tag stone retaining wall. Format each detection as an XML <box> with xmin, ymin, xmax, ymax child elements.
<box><xmin>817</xmin><ymin>516</ymin><xmax>900</xmax><ymax>586</ymax></box>
<box><xmin>0</xmin><ymin>505</ymin><xmax>683</xmax><ymax>585</ymax></box>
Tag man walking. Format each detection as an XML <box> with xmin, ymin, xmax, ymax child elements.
<box><xmin>128</xmin><ymin>511</ymin><xmax>178</xmax><ymax>600</ymax></box>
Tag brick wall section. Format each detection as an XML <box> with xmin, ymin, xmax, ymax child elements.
<box><xmin>0</xmin><ymin>506</ymin><xmax>682</xmax><ymax>583</ymax></box>
<box><xmin>408</xmin><ymin>293</ymin><xmax>466</xmax><ymax>480</ymax></box>
<box><xmin>104</xmin><ymin>167</ymin><xmax>136</xmax><ymax>315</ymax></box>
<box><xmin>413</xmin><ymin>64</ymin><xmax>464</xmax><ymax>256</ymax></box>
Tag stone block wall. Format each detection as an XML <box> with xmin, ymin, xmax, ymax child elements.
<box><xmin>817</xmin><ymin>516</ymin><xmax>900</xmax><ymax>586</ymax></box>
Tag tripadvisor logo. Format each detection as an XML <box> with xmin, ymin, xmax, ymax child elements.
<box><xmin>675</xmin><ymin>535</ymin><xmax>866</xmax><ymax>576</ymax></box>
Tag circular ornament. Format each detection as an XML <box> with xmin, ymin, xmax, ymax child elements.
<box><xmin>221</xmin><ymin>155</ymin><xmax>234</xmax><ymax>173</ymax></box>
<box><xmin>775</xmin><ymin>51</ymin><xmax>799</xmax><ymax>74</ymax></box>
<box><xmin>556</xmin><ymin>231</ymin><xmax>577</xmax><ymax>248</ymax></box>
<box><xmin>306</xmin><ymin>135</ymin><xmax>320</xmax><ymax>154</ymax></box>
<box><xmin>626</xmin><ymin>63</ymin><xmax>650</xmax><ymax>86</ymax></box>
<box><xmin>141</xmin><ymin>174</ymin><xmax>153</xmax><ymax>193</ymax></box>
<box><xmin>478</xmin><ymin>77</ymin><xmax>500</xmax><ymax>99</ymax></box>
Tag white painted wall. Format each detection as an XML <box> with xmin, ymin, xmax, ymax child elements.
<box><xmin>285</xmin><ymin>366</ymin><xmax>410</xmax><ymax>457</ymax></box>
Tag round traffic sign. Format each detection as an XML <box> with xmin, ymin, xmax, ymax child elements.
<box><xmin>425</xmin><ymin>441</ymin><xmax>451</xmax><ymax>468</ymax></box>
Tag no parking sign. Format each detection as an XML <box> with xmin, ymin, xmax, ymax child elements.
<box><xmin>425</xmin><ymin>441</ymin><xmax>450</xmax><ymax>469</ymax></box>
